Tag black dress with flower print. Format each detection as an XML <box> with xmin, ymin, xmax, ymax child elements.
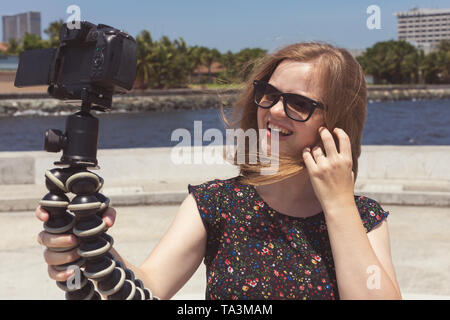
<box><xmin>188</xmin><ymin>176</ymin><xmax>389</xmax><ymax>300</ymax></box>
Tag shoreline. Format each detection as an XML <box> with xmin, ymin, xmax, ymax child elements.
<box><xmin>0</xmin><ymin>85</ymin><xmax>449</xmax><ymax>117</ymax></box>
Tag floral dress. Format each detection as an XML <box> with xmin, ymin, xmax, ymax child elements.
<box><xmin>188</xmin><ymin>176</ymin><xmax>389</xmax><ymax>300</ymax></box>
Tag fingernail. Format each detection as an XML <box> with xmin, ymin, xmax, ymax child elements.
<box><xmin>104</xmin><ymin>217</ymin><xmax>112</xmax><ymax>226</ymax></box>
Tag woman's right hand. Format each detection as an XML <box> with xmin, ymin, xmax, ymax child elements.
<box><xmin>35</xmin><ymin>205</ymin><xmax>116</xmax><ymax>282</ymax></box>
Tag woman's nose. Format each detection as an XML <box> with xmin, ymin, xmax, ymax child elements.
<box><xmin>270</xmin><ymin>98</ymin><xmax>287</xmax><ymax>118</ymax></box>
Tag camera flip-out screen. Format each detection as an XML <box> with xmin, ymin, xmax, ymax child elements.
<box><xmin>14</xmin><ymin>48</ymin><xmax>56</xmax><ymax>87</ymax></box>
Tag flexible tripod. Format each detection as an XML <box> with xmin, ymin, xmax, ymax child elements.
<box><xmin>39</xmin><ymin>98</ymin><xmax>158</xmax><ymax>300</ymax></box>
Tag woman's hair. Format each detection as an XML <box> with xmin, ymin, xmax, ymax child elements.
<box><xmin>220</xmin><ymin>41</ymin><xmax>367</xmax><ymax>186</ymax></box>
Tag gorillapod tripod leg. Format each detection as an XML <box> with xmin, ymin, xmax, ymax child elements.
<box><xmin>41</xmin><ymin>166</ymin><xmax>158</xmax><ymax>300</ymax></box>
<box><xmin>40</xmin><ymin>167</ymin><xmax>101</xmax><ymax>300</ymax></box>
<box><xmin>41</xmin><ymin>105</ymin><xmax>158</xmax><ymax>300</ymax></box>
<box><xmin>67</xmin><ymin>168</ymin><xmax>157</xmax><ymax>300</ymax></box>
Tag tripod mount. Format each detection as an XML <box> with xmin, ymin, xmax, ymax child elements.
<box><xmin>40</xmin><ymin>94</ymin><xmax>159</xmax><ymax>300</ymax></box>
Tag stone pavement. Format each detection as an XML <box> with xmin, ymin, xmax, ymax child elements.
<box><xmin>0</xmin><ymin>203</ymin><xmax>449</xmax><ymax>300</ymax></box>
<box><xmin>1</xmin><ymin>176</ymin><xmax>450</xmax><ymax>213</ymax></box>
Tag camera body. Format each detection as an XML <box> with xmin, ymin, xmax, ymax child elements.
<box><xmin>15</xmin><ymin>21</ymin><xmax>137</xmax><ymax>110</ymax></box>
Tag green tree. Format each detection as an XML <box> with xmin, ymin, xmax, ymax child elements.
<box><xmin>218</xmin><ymin>50</ymin><xmax>238</xmax><ymax>83</ymax></box>
<box><xmin>198</xmin><ymin>47</ymin><xmax>221</xmax><ymax>83</ymax></box>
<box><xmin>135</xmin><ymin>30</ymin><xmax>200</xmax><ymax>89</ymax></box>
<box><xmin>6</xmin><ymin>38</ymin><xmax>21</xmax><ymax>55</ymax></box>
<box><xmin>44</xmin><ymin>19</ymin><xmax>64</xmax><ymax>48</ymax></box>
<box><xmin>421</xmin><ymin>40</ymin><xmax>450</xmax><ymax>84</ymax></box>
<box><xmin>218</xmin><ymin>48</ymin><xmax>266</xmax><ymax>83</ymax></box>
<box><xmin>357</xmin><ymin>40</ymin><xmax>420</xmax><ymax>84</ymax></box>
<box><xmin>134</xmin><ymin>29</ymin><xmax>267</xmax><ymax>88</ymax></box>
<box><xmin>185</xmin><ymin>45</ymin><xmax>205</xmax><ymax>83</ymax></box>
<box><xmin>234</xmin><ymin>48</ymin><xmax>266</xmax><ymax>82</ymax></box>
<box><xmin>136</xmin><ymin>30</ymin><xmax>154</xmax><ymax>89</ymax></box>
<box><xmin>22</xmin><ymin>33</ymin><xmax>49</xmax><ymax>52</ymax></box>
<box><xmin>434</xmin><ymin>40</ymin><xmax>450</xmax><ymax>83</ymax></box>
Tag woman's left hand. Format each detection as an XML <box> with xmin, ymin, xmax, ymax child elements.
<box><xmin>302</xmin><ymin>127</ymin><xmax>355</xmax><ymax>213</ymax></box>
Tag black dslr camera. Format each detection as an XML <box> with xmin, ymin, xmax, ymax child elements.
<box><xmin>15</xmin><ymin>21</ymin><xmax>137</xmax><ymax>110</ymax></box>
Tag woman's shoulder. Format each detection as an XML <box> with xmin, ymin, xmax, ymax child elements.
<box><xmin>354</xmin><ymin>195</ymin><xmax>390</xmax><ymax>233</ymax></box>
<box><xmin>187</xmin><ymin>176</ymin><xmax>244</xmax><ymax>235</ymax></box>
<box><xmin>187</xmin><ymin>176</ymin><xmax>243</xmax><ymax>208</ymax></box>
<box><xmin>188</xmin><ymin>176</ymin><xmax>242</xmax><ymax>195</ymax></box>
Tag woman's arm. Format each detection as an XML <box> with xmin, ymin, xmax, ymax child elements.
<box><xmin>324</xmin><ymin>204</ymin><xmax>401</xmax><ymax>299</ymax></box>
<box><xmin>302</xmin><ymin>127</ymin><xmax>401</xmax><ymax>299</ymax></box>
<box><xmin>37</xmin><ymin>193</ymin><xmax>206</xmax><ymax>300</ymax></box>
<box><xmin>97</xmin><ymin>193</ymin><xmax>207</xmax><ymax>300</ymax></box>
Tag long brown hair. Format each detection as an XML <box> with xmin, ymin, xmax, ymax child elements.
<box><xmin>220</xmin><ymin>41</ymin><xmax>367</xmax><ymax>186</ymax></box>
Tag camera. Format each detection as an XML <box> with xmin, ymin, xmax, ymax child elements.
<box><xmin>14</xmin><ymin>21</ymin><xmax>137</xmax><ymax>110</ymax></box>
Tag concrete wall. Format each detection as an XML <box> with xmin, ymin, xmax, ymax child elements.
<box><xmin>0</xmin><ymin>145</ymin><xmax>449</xmax><ymax>186</ymax></box>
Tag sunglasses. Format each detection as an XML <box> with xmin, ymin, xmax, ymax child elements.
<box><xmin>253</xmin><ymin>80</ymin><xmax>327</xmax><ymax>122</ymax></box>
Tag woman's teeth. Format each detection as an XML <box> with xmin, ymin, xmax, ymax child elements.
<box><xmin>267</xmin><ymin>123</ymin><xmax>293</xmax><ymax>136</ymax></box>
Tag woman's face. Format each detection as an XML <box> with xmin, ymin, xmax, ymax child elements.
<box><xmin>257</xmin><ymin>59</ymin><xmax>326</xmax><ymax>157</ymax></box>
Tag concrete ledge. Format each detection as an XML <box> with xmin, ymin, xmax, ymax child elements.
<box><xmin>0</xmin><ymin>156</ymin><xmax>34</xmax><ymax>184</ymax></box>
<box><xmin>1</xmin><ymin>146</ymin><xmax>449</xmax><ymax>185</ymax></box>
<box><xmin>0</xmin><ymin>146</ymin><xmax>449</xmax><ymax>211</ymax></box>
<box><xmin>109</xmin><ymin>191</ymin><xmax>187</xmax><ymax>206</ymax></box>
<box><xmin>0</xmin><ymin>183</ymin><xmax>449</xmax><ymax>212</ymax></box>
<box><xmin>359</xmin><ymin>190</ymin><xmax>450</xmax><ymax>207</ymax></box>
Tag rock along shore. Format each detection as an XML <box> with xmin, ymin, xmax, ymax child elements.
<box><xmin>0</xmin><ymin>85</ymin><xmax>449</xmax><ymax>117</ymax></box>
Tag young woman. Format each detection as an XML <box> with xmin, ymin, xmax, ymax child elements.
<box><xmin>36</xmin><ymin>42</ymin><xmax>402</xmax><ymax>300</ymax></box>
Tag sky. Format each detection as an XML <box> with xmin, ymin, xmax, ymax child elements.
<box><xmin>0</xmin><ymin>0</ymin><xmax>448</xmax><ymax>53</ymax></box>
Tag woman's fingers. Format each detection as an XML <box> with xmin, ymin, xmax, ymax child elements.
<box><xmin>102</xmin><ymin>207</ymin><xmax>116</xmax><ymax>228</ymax></box>
<box><xmin>311</xmin><ymin>145</ymin><xmax>326</xmax><ymax>163</ymax></box>
<box><xmin>37</xmin><ymin>231</ymin><xmax>77</xmax><ymax>249</ymax></box>
<box><xmin>35</xmin><ymin>206</ymin><xmax>49</xmax><ymax>222</ymax></box>
<box><xmin>37</xmin><ymin>205</ymin><xmax>116</xmax><ymax>228</ymax></box>
<box><xmin>318</xmin><ymin>127</ymin><xmax>338</xmax><ymax>157</ymax></box>
<box><xmin>48</xmin><ymin>265</ymin><xmax>75</xmax><ymax>282</ymax></box>
<box><xmin>43</xmin><ymin>247</ymin><xmax>80</xmax><ymax>266</ymax></box>
<box><xmin>302</xmin><ymin>147</ymin><xmax>317</xmax><ymax>171</ymax></box>
<box><xmin>333</xmin><ymin>128</ymin><xmax>352</xmax><ymax>157</ymax></box>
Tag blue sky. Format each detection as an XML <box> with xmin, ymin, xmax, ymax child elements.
<box><xmin>1</xmin><ymin>0</ymin><xmax>448</xmax><ymax>52</ymax></box>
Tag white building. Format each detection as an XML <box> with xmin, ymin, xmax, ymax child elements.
<box><xmin>394</xmin><ymin>8</ymin><xmax>450</xmax><ymax>53</ymax></box>
<box><xmin>2</xmin><ymin>11</ymin><xmax>41</xmax><ymax>42</ymax></box>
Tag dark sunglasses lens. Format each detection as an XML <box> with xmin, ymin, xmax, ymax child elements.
<box><xmin>285</xmin><ymin>95</ymin><xmax>314</xmax><ymax>121</ymax></box>
<box><xmin>254</xmin><ymin>82</ymin><xmax>278</xmax><ymax>108</ymax></box>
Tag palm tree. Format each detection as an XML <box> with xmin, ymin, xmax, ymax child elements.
<box><xmin>219</xmin><ymin>50</ymin><xmax>238</xmax><ymax>83</ymax></box>
<box><xmin>184</xmin><ymin>45</ymin><xmax>203</xmax><ymax>83</ymax></box>
<box><xmin>435</xmin><ymin>40</ymin><xmax>450</xmax><ymax>83</ymax></box>
<box><xmin>44</xmin><ymin>19</ymin><xmax>64</xmax><ymax>48</ymax></box>
<box><xmin>136</xmin><ymin>30</ymin><xmax>153</xmax><ymax>89</ymax></box>
<box><xmin>234</xmin><ymin>48</ymin><xmax>266</xmax><ymax>81</ymax></box>
<box><xmin>199</xmin><ymin>47</ymin><xmax>221</xmax><ymax>83</ymax></box>
<box><xmin>6</xmin><ymin>38</ymin><xmax>20</xmax><ymax>55</ymax></box>
<box><xmin>357</xmin><ymin>40</ymin><xmax>419</xmax><ymax>84</ymax></box>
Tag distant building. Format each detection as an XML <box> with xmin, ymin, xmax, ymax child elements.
<box><xmin>2</xmin><ymin>11</ymin><xmax>41</xmax><ymax>42</ymax></box>
<box><xmin>347</xmin><ymin>49</ymin><xmax>365</xmax><ymax>58</ymax></box>
<box><xmin>192</xmin><ymin>62</ymin><xmax>226</xmax><ymax>83</ymax></box>
<box><xmin>0</xmin><ymin>42</ymin><xmax>9</xmax><ymax>52</ymax></box>
<box><xmin>394</xmin><ymin>8</ymin><xmax>450</xmax><ymax>53</ymax></box>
